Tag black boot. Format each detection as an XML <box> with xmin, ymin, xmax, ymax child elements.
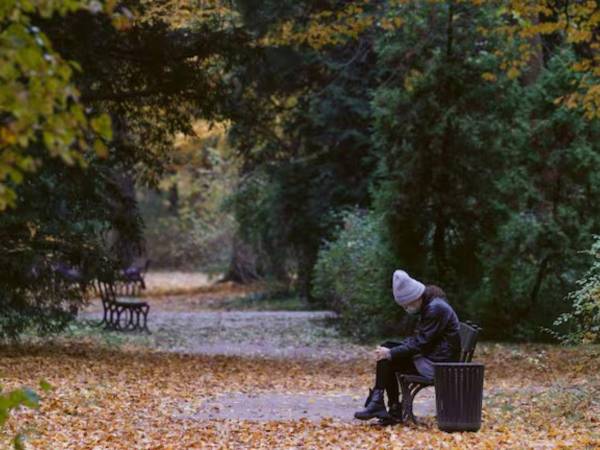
<box><xmin>377</xmin><ymin>402</ymin><xmax>403</xmax><ymax>425</ymax></box>
<box><xmin>354</xmin><ymin>388</ymin><xmax>388</xmax><ymax>420</ymax></box>
<box><xmin>388</xmin><ymin>402</ymin><xmax>402</xmax><ymax>421</ymax></box>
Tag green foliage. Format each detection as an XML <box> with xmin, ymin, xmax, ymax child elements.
<box><xmin>41</xmin><ymin>0</ymin><xmax>255</xmax><ymax>185</ymax></box>
<box><xmin>139</xmin><ymin>143</ymin><xmax>236</xmax><ymax>271</ymax></box>
<box><xmin>225</xmin><ymin>169</ymin><xmax>292</xmax><ymax>281</ymax></box>
<box><xmin>2</xmin><ymin>0</ymin><xmax>599</xmax><ymax>344</ymax></box>
<box><xmin>313</xmin><ymin>211</ymin><xmax>407</xmax><ymax>340</ymax></box>
<box><xmin>226</xmin><ymin>1</ymin><xmax>600</xmax><ymax>343</ymax></box>
<box><xmin>0</xmin><ymin>387</ymin><xmax>39</xmax><ymax>426</ymax></box>
<box><xmin>369</xmin><ymin>3</ymin><xmax>600</xmax><ymax>341</ymax></box>
<box><xmin>0</xmin><ymin>379</ymin><xmax>50</xmax><ymax>449</ymax></box>
<box><xmin>0</xmin><ymin>0</ymin><xmax>245</xmax><ymax>336</ymax></box>
<box><xmin>228</xmin><ymin>0</ymin><xmax>377</xmax><ymax>295</ymax></box>
<box><xmin>0</xmin><ymin>151</ymin><xmax>143</xmax><ymax>339</ymax></box>
<box><xmin>0</xmin><ymin>0</ymin><xmax>115</xmax><ymax>209</ymax></box>
<box><xmin>371</xmin><ymin>0</ymin><xmax>525</xmax><ymax>321</ymax></box>
<box><xmin>472</xmin><ymin>50</ymin><xmax>600</xmax><ymax>340</ymax></box>
<box><xmin>552</xmin><ymin>237</ymin><xmax>600</xmax><ymax>345</ymax></box>
<box><xmin>0</xmin><ymin>1</ymin><xmax>141</xmax><ymax>337</ymax></box>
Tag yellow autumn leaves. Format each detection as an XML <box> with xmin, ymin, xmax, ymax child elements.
<box><xmin>264</xmin><ymin>0</ymin><xmax>600</xmax><ymax>119</ymax></box>
<box><xmin>0</xmin><ymin>2</ymin><xmax>114</xmax><ymax>210</ymax></box>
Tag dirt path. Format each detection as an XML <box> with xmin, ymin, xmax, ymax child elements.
<box><xmin>80</xmin><ymin>308</ymin><xmax>367</xmax><ymax>359</ymax></box>
<box><xmin>179</xmin><ymin>391</ymin><xmax>436</xmax><ymax>423</ymax></box>
<box><xmin>79</xmin><ymin>295</ymin><xmax>436</xmax><ymax>423</ymax></box>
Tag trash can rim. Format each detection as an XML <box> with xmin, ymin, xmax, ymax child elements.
<box><xmin>432</xmin><ymin>362</ymin><xmax>484</xmax><ymax>367</ymax></box>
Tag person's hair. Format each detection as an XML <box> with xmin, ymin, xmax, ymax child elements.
<box><xmin>422</xmin><ymin>285</ymin><xmax>447</xmax><ymax>302</ymax></box>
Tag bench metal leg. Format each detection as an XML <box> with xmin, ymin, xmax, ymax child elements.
<box><xmin>399</xmin><ymin>379</ymin><xmax>429</xmax><ymax>424</ymax></box>
<box><xmin>105</xmin><ymin>304</ymin><xmax>119</xmax><ymax>330</ymax></box>
<box><xmin>100</xmin><ymin>303</ymin><xmax>109</xmax><ymax>327</ymax></box>
<box><xmin>101</xmin><ymin>302</ymin><xmax>150</xmax><ymax>333</ymax></box>
<box><xmin>126</xmin><ymin>308</ymin><xmax>137</xmax><ymax>331</ymax></box>
<box><xmin>130</xmin><ymin>307</ymin><xmax>141</xmax><ymax>330</ymax></box>
<box><xmin>131</xmin><ymin>306</ymin><xmax>149</xmax><ymax>333</ymax></box>
<box><xmin>140</xmin><ymin>305</ymin><xmax>150</xmax><ymax>333</ymax></box>
<box><xmin>115</xmin><ymin>305</ymin><xmax>127</xmax><ymax>331</ymax></box>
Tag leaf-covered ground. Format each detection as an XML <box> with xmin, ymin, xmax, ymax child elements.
<box><xmin>1</xmin><ymin>279</ymin><xmax>598</xmax><ymax>449</ymax></box>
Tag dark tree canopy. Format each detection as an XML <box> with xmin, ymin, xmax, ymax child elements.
<box><xmin>1</xmin><ymin>0</ymin><xmax>599</xmax><ymax>341</ymax></box>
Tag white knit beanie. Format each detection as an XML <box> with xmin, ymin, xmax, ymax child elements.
<box><xmin>392</xmin><ymin>270</ymin><xmax>425</xmax><ymax>306</ymax></box>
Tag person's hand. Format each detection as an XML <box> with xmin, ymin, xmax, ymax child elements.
<box><xmin>374</xmin><ymin>346</ymin><xmax>391</xmax><ymax>361</ymax></box>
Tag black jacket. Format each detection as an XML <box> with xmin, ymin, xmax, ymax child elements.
<box><xmin>390</xmin><ymin>296</ymin><xmax>460</xmax><ymax>362</ymax></box>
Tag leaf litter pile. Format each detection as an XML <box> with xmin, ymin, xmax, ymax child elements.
<box><xmin>0</xmin><ymin>282</ymin><xmax>598</xmax><ymax>449</ymax></box>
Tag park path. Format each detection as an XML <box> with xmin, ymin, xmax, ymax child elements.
<box><xmin>7</xmin><ymin>275</ymin><xmax>595</xmax><ymax>448</ymax></box>
<box><xmin>80</xmin><ymin>281</ymin><xmax>437</xmax><ymax>423</ymax></box>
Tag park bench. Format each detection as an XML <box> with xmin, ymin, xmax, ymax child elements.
<box><xmin>120</xmin><ymin>259</ymin><xmax>150</xmax><ymax>288</ymax></box>
<box><xmin>395</xmin><ymin>320</ymin><xmax>481</xmax><ymax>424</ymax></box>
<box><xmin>95</xmin><ymin>278</ymin><xmax>150</xmax><ymax>332</ymax></box>
<box><xmin>53</xmin><ymin>262</ymin><xmax>85</xmax><ymax>283</ymax></box>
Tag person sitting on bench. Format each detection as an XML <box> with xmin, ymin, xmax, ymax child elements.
<box><xmin>354</xmin><ymin>269</ymin><xmax>461</xmax><ymax>422</ymax></box>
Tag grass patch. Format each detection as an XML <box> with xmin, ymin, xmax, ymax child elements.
<box><xmin>17</xmin><ymin>320</ymin><xmax>154</xmax><ymax>351</ymax></box>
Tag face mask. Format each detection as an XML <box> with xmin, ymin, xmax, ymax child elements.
<box><xmin>404</xmin><ymin>305</ymin><xmax>420</xmax><ymax>315</ymax></box>
<box><xmin>403</xmin><ymin>299</ymin><xmax>422</xmax><ymax>315</ymax></box>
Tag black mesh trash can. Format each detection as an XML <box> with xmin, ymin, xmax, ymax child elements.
<box><xmin>434</xmin><ymin>362</ymin><xmax>484</xmax><ymax>432</ymax></box>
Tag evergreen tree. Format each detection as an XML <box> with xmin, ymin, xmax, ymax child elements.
<box><xmin>371</xmin><ymin>1</ymin><xmax>525</xmax><ymax>312</ymax></box>
<box><xmin>475</xmin><ymin>50</ymin><xmax>600</xmax><ymax>340</ymax></box>
<box><xmin>228</xmin><ymin>0</ymin><xmax>379</xmax><ymax>298</ymax></box>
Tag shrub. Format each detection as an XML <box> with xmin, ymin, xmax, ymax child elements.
<box><xmin>312</xmin><ymin>210</ymin><xmax>410</xmax><ymax>340</ymax></box>
<box><xmin>0</xmin><ymin>380</ymin><xmax>50</xmax><ymax>449</ymax></box>
<box><xmin>552</xmin><ymin>236</ymin><xmax>600</xmax><ymax>345</ymax></box>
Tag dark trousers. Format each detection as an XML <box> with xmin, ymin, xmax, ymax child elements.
<box><xmin>374</xmin><ymin>341</ymin><xmax>419</xmax><ymax>405</ymax></box>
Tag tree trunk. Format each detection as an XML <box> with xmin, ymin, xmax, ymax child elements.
<box><xmin>522</xmin><ymin>14</ymin><xmax>546</xmax><ymax>85</ymax></box>
<box><xmin>167</xmin><ymin>183</ymin><xmax>179</xmax><ymax>216</ymax></box>
<box><xmin>221</xmin><ymin>236</ymin><xmax>259</xmax><ymax>284</ymax></box>
<box><xmin>296</xmin><ymin>246</ymin><xmax>319</xmax><ymax>302</ymax></box>
<box><xmin>104</xmin><ymin>170</ymin><xmax>142</xmax><ymax>268</ymax></box>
